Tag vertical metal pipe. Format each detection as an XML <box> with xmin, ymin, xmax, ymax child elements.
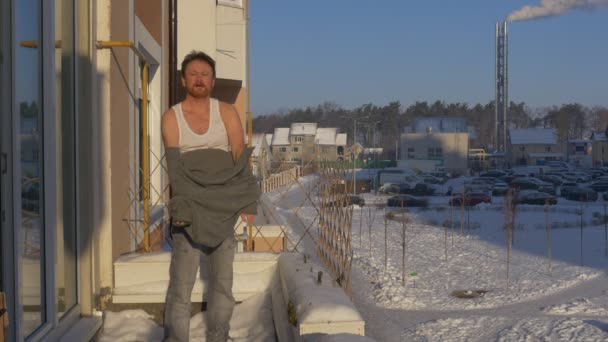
<box><xmin>169</xmin><ymin>0</ymin><xmax>178</xmax><ymax>105</ymax></box>
<box><xmin>142</xmin><ymin>62</ymin><xmax>150</xmax><ymax>252</ymax></box>
<box><xmin>503</xmin><ymin>21</ymin><xmax>508</xmax><ymax>157</ymax></box>
<box><xmin>245</xmin><ymin>0</ymin><xmax>253</xmax><ymax>251</ymax></box>
<box><xmin>495</xmin><ymin>22</ymin><xmax>499</xmax><ymax>153</ymax></box>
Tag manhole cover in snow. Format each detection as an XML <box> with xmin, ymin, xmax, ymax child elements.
<box><xmin>451</xmin><ymin>289</ymin><xmax>488</xmax><ymax>299</ymax></box>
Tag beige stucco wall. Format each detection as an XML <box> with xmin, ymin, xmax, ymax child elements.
<box><xmin>135</xmin><ymin>0</ymin><xmax>163</xmax><ymax>45</ymax></box>
<box><xmin>400</xmin><ymin>133</ymin><xmax>469</xmax><ymax>172</ymax></box>
<box><xmin>109</xmin><ymin>0</ymin><xmax>133</xmax><ymax>262</ymax></box>
<box><xmin>216</xmin><ymin>5</ymin><xmax>246</xmax><ymax>82</ymax></box>
<box><xmin>177</xmin><ymin>0</ymin><xmax>247</xmax><ymax>125</ymax></box>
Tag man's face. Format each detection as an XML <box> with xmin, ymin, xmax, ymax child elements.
<box><xmin>181</xmin><ymin>59</ymin><xmax>215</xmax><ymax>99</ymax></box>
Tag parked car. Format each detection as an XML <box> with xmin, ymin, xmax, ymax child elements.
<box><xmin>538</xmin><ymin>174</ymin><xmax>567</xmax><ymax>186</ymax></box>
<box><xmin>559</xmin><ymin>182</ymin><xmax>579</xmax><ymax>198</ymax></box>
<box><xmin>492</xmin><ymin>182</ymin><xmax>509</xmax><ymax>196</ymax></box>
<box><xmin>400</xmin><ymin>183</ymin><xmax>435</xmax><ymax>196</ymax></box>
<box><xmin>564</xmin><ymin>187</ymin><xmax>597</xmax><ymax>202</ymax></box>
<box><xmin>429</xmin><ymin>172</ymin><xmax>449</xmax><ymax>183</ymax></box>
<box><xmin>448</xmin><ymin>192</ymin><xmax>492</xmax><ymax>206</ymax></box>
<box><xmin>562</xmin><ymin>172</ymin><xmax>591</xmax><ymax>183</ymax></box>
<box><xmin>588</xmin><ymin>181</ymin><xmax>608</xmax><ymax>193</ymax></box>
<box><xmin>421</xmin><ymin>174</ymin><xmax>444</xmax><ymax>185</ymax></box>
<box><xmin>324</xmin><ymin>195</ymin><xmax>365</xmax><ymax>207</ymax></box>
<box><xmin>379</xmin><ymin>183</ymin><xmax>400</xmax><ymax>194</ymax></box>
<box><xmin>480</xmin><ymin>170</ymin><xmax>508</xmax><ymax>179</ymax></box>
<box><xmin>510</xmin><ymin>177</ymin><xmax>554</xmax><ymax>194</ymax></box>
<box><xmin>387</xmin><ymin>194</ymin><xmax>428</xmax><ymax>208</ymax></box>
<box><xmin>514</xmin><ymin>191</ymin><xmax>557</xmax><ymax>205</ymax></box>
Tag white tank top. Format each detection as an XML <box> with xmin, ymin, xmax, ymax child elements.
<box><xmin>173</xmin><ymin>99</ymin><xmax>231</xmax><ymax>153</ymax></box>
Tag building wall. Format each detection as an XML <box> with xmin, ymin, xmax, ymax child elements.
<box><xmin>400</xmin><ymin>133</ymin><xmax>469</xmax><ymax>172</ymax></box>
<box><xmin>109</xmin><ymin>0</ymin><xmax>133</xmax><ymax>262</ymax></box>
<box><xmin>135</xmin><ymin>0</ymin><xmax>162</xmax><ymax>44</ymax></box>
<box><xmin>176</xmin><ymin>0</ymin><xmax>247</xmax><ymax>125</ymax></box>
<box><xmin>510</xmin><ymin>144</ymin><xmax>558</xmax><ymax>165</ymax></box>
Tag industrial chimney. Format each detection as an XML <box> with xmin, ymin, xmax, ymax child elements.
<box><xmin>495</xmin><ymin>21</ymin><xmax>508</xmax><ymax>154</ymax></box>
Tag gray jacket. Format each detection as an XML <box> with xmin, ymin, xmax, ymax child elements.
<box><xmin>166</xmin><ymin>147</ymin><xmax>260</xmax><ymax>248</ymax></box>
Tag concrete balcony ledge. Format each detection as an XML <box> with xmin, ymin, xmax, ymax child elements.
<box><xmin>112</xmin><ymin>251</ymin><xmax>369</xmax><ymax>340</ymax></box>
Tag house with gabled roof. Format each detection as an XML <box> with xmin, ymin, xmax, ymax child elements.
<box><xmin>508</xmin><ymin>128</ymin><xmax>564</xmax><ymax>166</ymax></box>
<box><xmin>268</xmin><ymin>123</ymin><xmax>347</xmax><ymax>167</ymax></box>
<box><xmin>247</xmin><ymin>133</ymin><xmax>275</xmax><ymax>179</ymax></box>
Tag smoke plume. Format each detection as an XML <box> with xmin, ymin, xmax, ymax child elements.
<box><xmin>507</xmin><ymin>0</ymin><xmax>608</xmax><ymax>22</ymax></box>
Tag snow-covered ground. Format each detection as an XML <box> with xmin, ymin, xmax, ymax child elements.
<box><xmin>100</xmin><ymin>173</ymin><xmax>608</xmax><ymax>341</ymax></box>
<box><xmin>270</xmin><ymin>173</ymin><xmax>608</xmax><ymax>341</ymax></box>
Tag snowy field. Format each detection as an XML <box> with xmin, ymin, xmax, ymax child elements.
<box><xmin>266</xmin><ymin>173</ymin><xmax>608</xmax><ymax>341</ymax></box>
<box><xmin>100</xmin><ymin>173</ymin><xmax>608</xmax><ymax>341</ymax></box>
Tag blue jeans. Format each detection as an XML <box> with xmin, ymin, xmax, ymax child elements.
<box><xmin>164</xmin><ymin>229</ymin><xmax>236</xmax><ymax>342</ymax></box>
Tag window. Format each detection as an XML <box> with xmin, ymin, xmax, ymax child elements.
<box><xmin>407</xmin><ymin>148</ymin><xmax>415</xmax><ymax>159</ymax></box>
<box><xmin>520</xmin><ymin>146</ymin><xmax>525</xmax><ymax>151</ymax></box>
<box><xmin>546</xmin><ymin>146</ymin><xmax>553</xmax><ymax>152</ymax></box>
<box><xmin>294</xmin><ymin>136</ymin><xmax>303</xmax><ymax>143</ymax></box>
<box><xmin>428</xmin><ymin>147</ymin><xmax>442</xmax><ymax>159</ymax></box>
<box><xmin>280</xmin><ymin>147</ymin><xmax>287</xmax><ymax>153</ymax></box>
<box><xmin>292</xmin><ymin>147</ymin><xmax>299</xmax><ymax>153</ymax></box>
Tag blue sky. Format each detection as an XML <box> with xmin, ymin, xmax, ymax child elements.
<box><xmin>250</xmin><ymin>0</ymin><xmax>608</xmax><ymax>115</ymax></box>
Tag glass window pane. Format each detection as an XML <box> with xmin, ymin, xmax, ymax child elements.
<box><xmin>15</xmin><ymin>0</ymin><xmax>44</xmax><ymax>337</ymax></box>
<box><xmin>55</xmin><ymin>0</ymin><xmax>77</xmax><ymax>318</ymax></box>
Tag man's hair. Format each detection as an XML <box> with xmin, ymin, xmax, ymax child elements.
<box><xmin>181</xmin><ymin>50</ymin><xmax>216</xmax><ymax>78</ymax></box>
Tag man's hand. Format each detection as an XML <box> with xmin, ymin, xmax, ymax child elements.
<box><xmin>240</xmin><ymin>213</ymin><xmax>256</xmax><ymax>225</ymax></box>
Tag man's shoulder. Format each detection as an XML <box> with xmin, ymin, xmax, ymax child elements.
<box><xmin>217</xmin><ymin>100</ymin><xmax>238</xmax><ymax>117</ymax></box>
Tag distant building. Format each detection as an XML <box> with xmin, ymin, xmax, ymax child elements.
<box><xmin>567</xmin><ymin>139</ymin><xmax>592</xmax><ymax>168</ymax></box>
<box><xmin>590</xmin><ymin>131</ymin><xmax>608</xmax><ymax>166</ymax></box>
<box><xmin>247</xmin><ymin>133</ymin><xmax>275</xmax><ymax>179</ymax></box>
<box><xmin>400</xmin><ymin>117</ymin><xmax>470</xmax><ymax>174</ymax></box>
<box><xmin>269</xmin><ymin>123</ymin><xmax>347</xmax><ymax>166</ymax></box>
<box><xmin>508</xmin><ymin>128</ymin><xmax>563</xmax><ymax>166</ymax></box>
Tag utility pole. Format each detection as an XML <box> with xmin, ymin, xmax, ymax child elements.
<box><xmin>341</xmin><ymin>114</ymin><xmax>370</xmax><ymax>195</ymax></box>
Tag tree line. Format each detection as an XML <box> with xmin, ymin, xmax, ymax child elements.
<box><xmin>252</xmin><ymin>100</ymin><xmax>608</xmax><ymax>159</ymax></box>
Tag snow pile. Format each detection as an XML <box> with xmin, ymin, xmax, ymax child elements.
<box><xmin>278</xmin><ymin>253</ymin><xmax>364</xmax><ymax>325</ymax></box>
<box><xmin>190</xmin><ymin>291</ymin><xmax>276</xmax><ymax>341</ymax></box>
<box><xmin>99</xmin><ymin>292</ymin><xmax>277</xmax><ymax>341</ymax></box>
<box><xmin>98</xmin><ymin>310</ymin><xmax>163</xmax><ymax>342</ymax></box>
<box><xmin>497</xmin><ymin>318</ymin><xmax>608</xmax><ymax>341</ymax></box>
<box><xmin>542</xmin><ymin>296</ymin><xmax>608</xmax><ymax>316</ymax></box>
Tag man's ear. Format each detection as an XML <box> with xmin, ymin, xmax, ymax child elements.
<box><xmin>181</xmin><ymin>76</ymin><xmax>186</xmax><ymax>88</ymax></box>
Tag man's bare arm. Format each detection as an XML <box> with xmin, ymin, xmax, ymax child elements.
<box><xmin>161</xmin><ymin>108</ymin><xmax>179</xmax><ymax>148</ymax></box>
<box><xmin>220</xmin><ymin>102</ymin><xmax>246</xmax><ymax>161</ymax></box>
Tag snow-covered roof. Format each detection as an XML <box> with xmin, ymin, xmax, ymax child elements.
<box><xmin>265</xmin><ymin>134</ymin><xmax>273</xmax><ymax>145</ymax></box>
<box><xmin>336</xmin><ymin>133</ymin><xmax>347</xmax><ymax>146</ymax></box>
<box><xmin>290</xmin><ymin>123</ymin><xmax>318</xmax><ymax>136</ymax></box>
<box><xmin>271</xmin><ymin>128</ymin><xmax>290</xmax><ymax>145</ymax></box>
<box><xmin>509</xmin><ymin>128</ymin><xmax>557</xmax><ymax>145</ymax></box>
<box><xmin>315</xmin><ymin>128</ymin><xmax>337</xmax><ymax>145</ymax></box>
